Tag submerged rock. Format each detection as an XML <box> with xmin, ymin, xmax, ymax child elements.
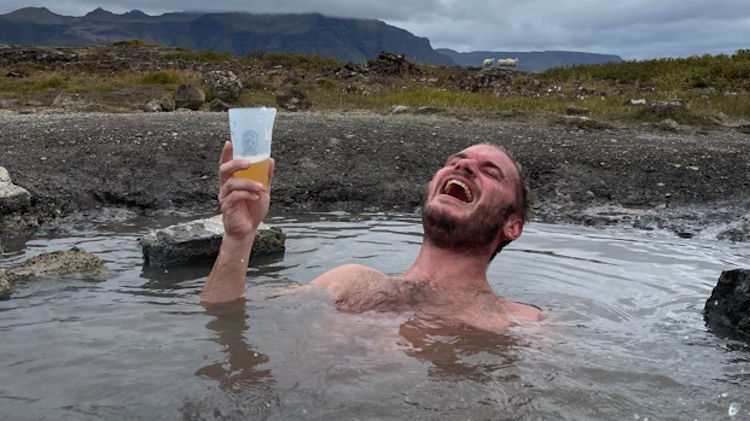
<box><xmin>3</xmin><ymin>247</ymin><xmax>106</xmax><ymax>283</ymax></box>
<box><xmin>140</xmin><ymin>215</ymin><xmax>285</xmax><ymax>268</ymax></box>
<box><xmin>704</xmin><ymin>269</ymin><xmax>750</xmax><ymax>335</ymax></box>
<box><xmin>0</xmin><ymin>247</ymin><xmax>106</xmax><ymax>298</ymax></box>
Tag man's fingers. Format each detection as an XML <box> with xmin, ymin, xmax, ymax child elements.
<box><xmin>219</xmin><ymin>159</ymin><xmax>251</xmax><ymax>183</ymax></box>
<box><xmin>221</xmin><ymin>190</ymin><xmax>260</xmax><ymax>210</ymax></box>
<box><xmin>219</xmin><ymin>177</ymin><xmax>265</xmax><ymax>200</ymax></box>
<box><xmin>219</xmin><ymin>141</ymin><xmax>233</xmax><ymax>165</ymax></box>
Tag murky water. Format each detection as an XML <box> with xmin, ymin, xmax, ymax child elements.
<box><xmin>1</xmin><ymin>211</ymin><xmax>748</xmax><ymax>420</ymax></box>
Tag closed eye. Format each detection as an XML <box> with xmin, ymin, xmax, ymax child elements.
<box><xmin>481</xmin><ymin>163</ymin><xmax>504</xmax><ymax>179</ymax></box>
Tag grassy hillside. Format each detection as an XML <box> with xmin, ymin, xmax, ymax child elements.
<box><xmin>0</xmin><ymin>41</ymin><xmax>747</xmax><ymax>126</ymax></box>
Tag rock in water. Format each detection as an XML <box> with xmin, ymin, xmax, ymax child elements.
<box><xmin>0</xmin><ymin>166</ymin><xmax>31</xmax><ymax>213</ymax></box>
<box><xmin>173</xmin><ymin>84</ymin><xmax>206</xmax><ymax>110</ymax></box>
<box><xmin>140</xmin><ymin>215</ymin><xmax>285</xmax><ymax>267</ymax></box>
<box><xmin>704</xmin><ymin>269</ymin><xmax>750</xmax><ymax>335</ymax></box>
<box><xmin>2</xmin><ymin>247</ymin><xmax>106</xmax><ymax>284</ymax></box>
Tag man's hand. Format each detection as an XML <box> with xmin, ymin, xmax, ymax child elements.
<box><xmin>218</xmin><ymin>141</ymin><xmax>275</xmax><ymax>239</ymax></box>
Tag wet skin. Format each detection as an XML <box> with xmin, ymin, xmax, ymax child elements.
<box><xmin>202</xmin><ymin>143</ymin><xmax>544</xmax><ymax>332</ymax></box>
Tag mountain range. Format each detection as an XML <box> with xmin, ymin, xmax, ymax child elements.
<box><xmin>0</xmin><ymin>7</ymin><xmax>622</xmax><ymax>71</ymax></box>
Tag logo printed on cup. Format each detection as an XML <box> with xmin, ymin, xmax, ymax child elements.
<box><xmin>241</xmin><ymin>129</ymin><xmax>259</xmax><ymax>156</ymax></box>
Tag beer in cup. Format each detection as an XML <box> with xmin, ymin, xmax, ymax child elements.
<box><xmin>228</xmin><ymin>107</ymin><xmax>277</xmax><ymax>189</ymax></box>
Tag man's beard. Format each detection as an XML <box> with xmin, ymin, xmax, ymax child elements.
<box><xmin>421</xmin><ymin>187</ymin><xmax>505</xmax><ymax>254</ymax></box>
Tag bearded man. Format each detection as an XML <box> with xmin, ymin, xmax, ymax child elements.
<box><xmin>201</xmin><ymin>143</ymin><xmax>544</xmax><ymax>331</ymax></box>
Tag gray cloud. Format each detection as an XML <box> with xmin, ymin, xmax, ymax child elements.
<box><xmin>0</xmin><ymin>0</ymin><xmax>747</xmax><ymax>58</ymax></box>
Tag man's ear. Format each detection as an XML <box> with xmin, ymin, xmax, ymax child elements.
<box><xmin>501</xmin><ymin>214</ymin><xmax>523</xmax><ymax>242</ymax></box>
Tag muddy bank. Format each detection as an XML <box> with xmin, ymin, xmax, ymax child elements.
<box><xmin>0</xmin><ymin>110</ymin><xmax>748</xmax><ymax>240</ymax></box>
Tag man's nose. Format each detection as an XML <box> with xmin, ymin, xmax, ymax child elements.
<box><xmin>452</xmin><ymin>158</ymin><xmax>475</xmax><ymax>176</ymax></box>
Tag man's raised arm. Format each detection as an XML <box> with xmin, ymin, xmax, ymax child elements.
<box><xmin>200</xmin><ymin>141</ymin><xmax>275</xmax><ymax>303</ymax></box>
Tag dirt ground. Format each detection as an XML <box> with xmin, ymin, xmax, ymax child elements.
<box><xmin>1</xmin><ymin>110</ymin><xmax>748</xmax><ymax>241</ymax></box>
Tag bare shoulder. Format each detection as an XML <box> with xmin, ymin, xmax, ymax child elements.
<box><xmin>311</xmin><ymin>264</ymin><xmax>387</xmax><ymax>294</ymax></box>
<box><xmin>506</xmin><ymin>300</ymin><xmax>547</xmax><ymax>322</ymax></box>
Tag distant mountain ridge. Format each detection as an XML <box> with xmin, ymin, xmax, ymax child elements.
<box><xmin>0</xmin><ymin>7</ymin><xmax>623</xmax><ymax>70</ymax></box>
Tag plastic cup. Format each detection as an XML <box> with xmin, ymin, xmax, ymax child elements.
<box><xmin>228</xmin><ymin>107</ymin><xmax>277</xmax><ymax>189</ymax></box>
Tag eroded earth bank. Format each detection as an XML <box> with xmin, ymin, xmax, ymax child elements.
<box><xmin>1</xmin><ymin>110</ymin><xmax>749</xmax><ymax>243</ymax></box>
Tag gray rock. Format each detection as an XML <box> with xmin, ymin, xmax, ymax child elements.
<box><xmin>645</xmin><ymin>99</ymin><xmax>686</xmax><ymax>117</ymax></box>
<box><xmin>144</xmin><ymin>99</ymin><xmax>163</xmax><ymax>112</ymax></box>
<box><xmin>202</xmin><ymin>98</ymin><xmax>230</xmax><ymax>112</ymax></box>
<box><xmin>555</xmin><ymin>115</ymin><xmax>610</xmax><ymax>130</ymax></box>
<box><xmin>717</xmin><ymin>223</ymin><xmax>750</xmax><ymax>242</ymax></box>
<box><xmin>140</xmin><ymin>215</ymin><xmax>285</xmax><ymax>267</ymax></box>
<box><xmin>275</xmin><ymin>86</ymin><xmax>311</xmax><ymax>111</ymax></box>
<box><xmin>204</xmin><ymin>70</ymin><xmax>243</xmax><ymax>103</ymax></box>
<box><xmin>712</xmin><ymin>112</ymin><xmax>750</xmax><ymax>128</ymax></box>
<box><xmin>173</xmin><ymin>84</ymin><xmax>206</xmax><ymax>111</ymax></box>
<box><xmin>51</xmin><ymin>93</ymin><xmax>90</xmax><ymax>111</ymax></box>
<box><xmin>566</xmin><ymin>105</ymin><xmax>590</xmax><ymax>116</ymax></box>
<box><xmin>0</xmin><ymin>167</ymin><xmax>10</xmax><ymax>183</ymax></box>
<box><xmin>415</xmin><ymin>106</ymin><xmax>444</xmax><ymax>114</ymax></box>
<box><xmin>704</xmin><ymin>269</ymin><xmax>750</xmax><ymax>335</ymax></box>
<box><xmin>0</xmin><ymin>271</ymin><xmax>11</xmax><ymax>299</ymax></box>
<box><xmin>159</xmin><ymin>94</ymin><xmax>176</xmax><ymax>112</ymax></box>
<box><xmin>2</xmin><ymin>247</ymin><xmax>106</xmax><ymax>284</ymax></box>
<box><xmin>0</xmin><ymin>99</ymin><xmax>19</xmax><ymax>109</ymax></box>
<box><xmin>0</xmin><ymin>167</ymin><xmax>30</xmax><ymax>213</ymax></box>
<box><xmin>390</xmin><ymin>105</ymin><xmax>412</xmax><ymax>114</ymax></box>
<box><xmin>656</xmin><ymin>119</ymin><xmax>680</xmax><ymax>132</ymax></box>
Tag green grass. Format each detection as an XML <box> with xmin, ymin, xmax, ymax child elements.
<box><xmin>255</xmin><ymin>51</ymin><xmax>344</xmax><ymax>72</ymax></box>
<box><xmin>164</xmin><ymin>49</ymin><xmax>237</xmax><ymax>64</ymax></box>
<box><xmin>542</xmin><ymin>49</ymin><xmax>750</xmax><ymax>91</ymax></box>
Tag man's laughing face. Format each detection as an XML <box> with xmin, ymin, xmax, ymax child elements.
<box><xmin>422</xmin><ymin>144</ymin><xmax>522</xmax><ymax>254</ymax></box>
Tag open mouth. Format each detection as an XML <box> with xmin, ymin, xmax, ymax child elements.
<box><xmin>441</xmin><ymin>179</ymin><xmax>473</xmax><ymax>203</ymax></box>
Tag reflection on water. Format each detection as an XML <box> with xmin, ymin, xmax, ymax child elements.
<box><xmin>183</xmin><ymin>301</ymin><xmax>278</xmax><ymax>420</ymax></box>
<box><xmin>0</xmin><ymin>211</ymin><xmax>749</xmax><ymax>420</ymax></box>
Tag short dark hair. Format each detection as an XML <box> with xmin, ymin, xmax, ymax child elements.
<box><xmin>490</xmin><ymin>145</ymin><xmax>532</xmax><ymax>260</ymax></box>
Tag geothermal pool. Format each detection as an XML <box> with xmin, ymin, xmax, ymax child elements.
<box><xmin>1</xmin><ymin>211</ymin><xmax>748</xmax><ymax>420</ymax></box>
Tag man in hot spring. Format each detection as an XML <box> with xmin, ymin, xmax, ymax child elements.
<box><xmin>200</xmin><ymin>142</ymin><xmax>545</xmax><ymax>331</ymax></box>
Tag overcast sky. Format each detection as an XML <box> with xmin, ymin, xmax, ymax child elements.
<box><xmin>1</xmin><ymin>0</ymin><xmax>748</xmax><ymax>59</ymax></box>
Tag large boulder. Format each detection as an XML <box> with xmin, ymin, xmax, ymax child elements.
<box><xmin>140</xmin><ymin>215</ymin><xmax>285</xmax><ymax>268</ymax></box>
<box><xmin>204</xmin><ymin>71</ymin><xmax>243</xmax><ymax>103</ymax></box>
<box><xmin>704</xmin><ymin>269</ymin><xmax>750</xmax><ymax>335</ymax></box>
<box><xmin>0</xmin><ymin>167</ymin><xmax>30</xmax><ymax>213</ymax></box>
<box><xmin>275</xmin><ymin>86</ymin><xmax>311</xmax><ymax>111</ymax></box>
<box><xmin>173</xmin><ymin>84</ymin><xmax>206</xmax><ymax>110</ymax></box>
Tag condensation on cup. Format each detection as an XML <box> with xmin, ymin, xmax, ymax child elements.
<box><xmin>228</xmin><ymin>107</ymin><xmax>277</xmax><ymax>189</ymax></box>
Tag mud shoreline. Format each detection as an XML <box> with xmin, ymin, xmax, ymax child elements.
<box><xmin>1</xmin><ymin>110</ymin><xmax>748</xmax><ymax>241</ymax></box>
